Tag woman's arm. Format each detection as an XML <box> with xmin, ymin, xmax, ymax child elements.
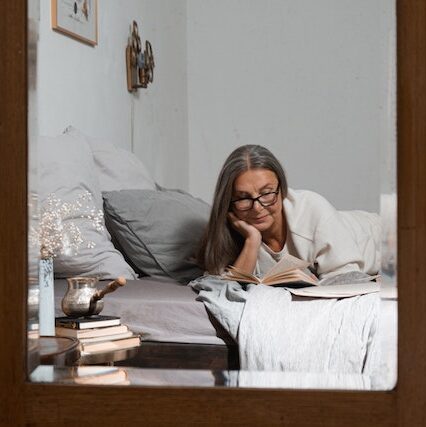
<box><xmin>286</xmin><ymin>189</ymin><xmax>366</xmax><ymax>280</ymax></box>
<box><xmin>313</xmin><ymin>211</ymin><xmax>364</xmax><ymax>280</ymax></box>
<box><xmin>227</xmin><ymin>212</ymin><xmax>261</xmax><ymax>274</ymax></box>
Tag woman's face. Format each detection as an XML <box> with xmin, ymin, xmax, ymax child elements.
<box><xmin>231</xmin><ymin>168</ymin><xmax>283</xmax><ymax>234</ymax></box>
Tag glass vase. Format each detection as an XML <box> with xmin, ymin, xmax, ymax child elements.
<box><xmin>39</xmin><ymin>256</ymin><xmax>55</xmax><ymax>336</ymax></box>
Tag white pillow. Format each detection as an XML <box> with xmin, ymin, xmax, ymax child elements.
<box><xmin>338</xmin><ymin>210</ymin><xmax>381</xmax><ymax>275</ymax></box>
<box><xmin>64</xmin><ymin>126</ymin><xmax>156</xmax><ymax>192</ymax></box>
<box><xmin>38</xmin><ymin>134</ymin><xmax>137</xmax><ymax>280</ymax></box>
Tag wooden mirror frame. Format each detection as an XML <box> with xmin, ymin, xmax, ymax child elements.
<box><xmin>0</xmin><ymin>2</ymin><xmax>424</xmax><ymax>425</ymax></box>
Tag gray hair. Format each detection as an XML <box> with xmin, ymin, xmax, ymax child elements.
<box><xmin>198</xmin><ymin>145</ymin><xmax>288</xmax><ymax>274</ymax></box>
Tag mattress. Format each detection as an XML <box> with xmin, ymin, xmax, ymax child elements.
<box><xmin>54</xmin><ymin>277</ymin><xmax>231</xmax><ymax>345</ymax></box>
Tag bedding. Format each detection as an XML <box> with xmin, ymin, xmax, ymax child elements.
<box><xmin>38</xmin><ymin>134</ymin><xmax>137</xmax><ymax>280</ymax></box>
<box><xmin>190</xmin><ymin>275</ymin><xmax>397</xmax><ymax>389</ymax></box>
<box><xmin>64</xmin><ymin>126</ymin><xmax>156</xmax><ymax>192</ymax></box>
<box><xmin>339</xmin><ymin>210</ymin><xmax>381</xmax><ymax>274</ymax></box>
<box><xmin>102</xmin><ymin>188</ymin><xmax>210</xmax><ymax>283</ymax></box>
<box><xmin>54</xmin><ymin>276</ymin><xmax>230</xmax><ymax>345</ymax></box>
<box><xmin>53</xmin><ymin>275</ymin><xmax>396</xmax><ymax>388</ymax></box>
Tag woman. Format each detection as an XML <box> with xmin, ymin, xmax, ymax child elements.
<box><xmin>198</xmin><ymin>144</ymin><xmax>374</xmax><ymax>280</ymax></box>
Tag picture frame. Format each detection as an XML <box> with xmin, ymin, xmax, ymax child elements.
<box><xmin>51</xmin><ymin>0</ymin><xmax>98</xmax><ymax>46</ymax></box>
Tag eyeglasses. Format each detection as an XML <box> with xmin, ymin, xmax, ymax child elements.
<box><xmin>231</xmin><ymin>185</ymin><xmax>280</xmax><ymax>211</ymax></box>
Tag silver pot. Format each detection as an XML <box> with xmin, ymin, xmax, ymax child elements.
<box><xmin>61</xmin><ymin>276</ymin><xmax>126</xmax><ymax>317</ymax></box>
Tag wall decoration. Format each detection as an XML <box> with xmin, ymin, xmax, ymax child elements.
<box><xmin>126</xmin><ymin>20</ymin><xmax>155</xmax><ymax>92</ymax></box>
<box><xmin>51</xmin><ymin>0</ymin><xmax>98</xmax><ymax>46</ymax></box>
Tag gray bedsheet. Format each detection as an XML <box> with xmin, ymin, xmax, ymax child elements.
<box><xmin>54</xmin><ymin>277</ymin><xmax>230</xmax><ymax>345</ymax></box>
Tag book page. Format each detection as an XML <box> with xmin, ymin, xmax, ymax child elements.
<box><xmin>288</xmin><ymin>282</ymin><xmax>380</xmax><ymax>298</ymax></box>
<box><xmin>264</xmin><ymin>253</ymin><xmax>311</xmax><ymax>280</ymax></box>
<box><xmin>223</xmin><ymin>266</ymin><xmax>260</xmax><ymax>283</ymax></box>
<box><xmin>262</xmin><ymin>269</ymin><xmax>317</xmax><ymax>286</ymax></box>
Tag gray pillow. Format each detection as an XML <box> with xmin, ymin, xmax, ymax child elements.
<box><xmin>38</xmin><ymin>134</ymin><xmax>137</xmax><ymax>280</ymax></box>
<box><xmin>102</xmin><ymin>189</ymin><xmax>210</xmax><ymax>283</ymax></box>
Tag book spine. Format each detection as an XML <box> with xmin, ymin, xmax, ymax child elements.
<box><xmin>78</xmin><ymin>320</ymin><xmax>121</xmax><ymax>329</ymax></box>
<box><xmin>55</xmin><ymin>325</ymin><xmax>129</xmax><ymax>338</ymax></box>
<box><xmin>81</xmin><ymin>336</ymin><xmax>140</xmax><ymax>353</ymax></box>
<box><xmin>55</xmin><ymin>319</ymin><xmax>121</xmax><ymax>330</ymax></box>
<box><xmin>79</xmin><ymin>331</ymin><xmax>133</xmax><ymax>344</ymax></box>
<box><xmin>56</xmin><ymin>320</ymin><xmax>79</xmax><ymax>329</ymax></box>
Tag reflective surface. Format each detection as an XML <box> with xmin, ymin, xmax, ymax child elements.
<box><xmin>32</xmin><ymin>363</ymin><xmax>394</xmax><ymax>390</ymax></box>
<box><xmin>28</xmin><ymin>0</ymin><xmax>397</xmax><ymax>389</ymax></box>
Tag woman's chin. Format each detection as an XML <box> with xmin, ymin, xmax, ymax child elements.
<box><xmin>250</xmin><ymin>220</ymin><xmax>272</xmax><ymax>232</ymax></box>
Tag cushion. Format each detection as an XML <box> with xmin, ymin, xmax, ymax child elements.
<box><xmin>102</xmin><ymin>188</ymin><xmax>210</xmax><ymax>283</ymax></box>
<box><xmin>64</xmin><ymin>126</ymin><xmax>156</xmax><ymax>192</ymax></box>
<box><xmin>338</xmin><ymin>210</ymin><xmax>381</xmax><ymax>275</ymax></box>
<box><xmin>38</xmin><ymin>134</ymin><xmax>137</xmax><ymax>280</ymax></box>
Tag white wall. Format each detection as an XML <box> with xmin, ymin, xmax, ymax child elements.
<box><xmin>37</xmin><ymin>0</ymin><xmax>188</xmax><ymax>189</ymax></box>
<box><xmin>186</xmin><ymin>0</ymin><xmax>396</xmax><ymax>211</ymax></box>
<box><xmin>132</xmin><ymin>1</ymin><xmax>188</xmax><ymax>190</ymax></box>
<box><xmin>36</xmin><ymin>0</ymin><xmax>395</xmax><ymax>211</ymax></box>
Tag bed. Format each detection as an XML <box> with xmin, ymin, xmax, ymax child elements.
<box><xmin>53</xmin><ymin>276</ymin><xmax>397</xmax><ymax>390</ymax></box>
<box><xmin>54</xmin><ymin>277</ymin><xmax>240</xmax><ymax>370</ymax></box>
<box><xmin>42</xmin><ymin>127</ymin><xmax>396</xmax><ymax>388</ymax></box>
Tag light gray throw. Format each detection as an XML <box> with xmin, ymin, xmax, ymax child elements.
<box><xmin>190</xmin><ymin>276</ymin><xmax>380</xmax><ymax>375</ymax></box>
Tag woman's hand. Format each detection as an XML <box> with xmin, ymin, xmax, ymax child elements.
<box><xmin>227</xmin><ymin>212</ymin><xmax>262</xmax><ymax>244</ymax></box>
<box><xmin>227</xmin><ymin>212</ymin><xmax>261</xmax><ymax>273</ymax></box>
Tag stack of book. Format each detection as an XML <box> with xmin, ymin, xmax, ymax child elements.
<box><xmin>56</xmin><ymin>366</ymin><xmax>130</xmax><ymax>385</ymax></box>
<box><xmin>72</xmin><ymin>366</ymin><xmax>129</xmax><ymax>385</ymax></box>
<box><xmin>55</xmin><ymin>315</ymin><xmax>140</xmax><ymax>355</ymax></box>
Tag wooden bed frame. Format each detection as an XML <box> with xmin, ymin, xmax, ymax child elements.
<box><xmin>1</xmin><ymin>2</ymin><xmax>425</xmax><ymax>425</ymax></box>
<box><xmin>117</xmin><ymin>341</ymin><xmax>240</xmax><ymax>370</ymax></box>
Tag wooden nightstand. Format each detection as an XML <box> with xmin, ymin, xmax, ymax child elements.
<box><xmin>78</xmin><ymin>346</ymin><xmax>140</xmax><ymax>366</ymax></box>
<box><xmin>39</xmin><ymin>336</ymin><xmax>80</xmax><ymax>366</ymax></box>
<box><xmin>40</xmin><ymin>335</ymin><xmax>140</xmax><ymax>367</ymax></box>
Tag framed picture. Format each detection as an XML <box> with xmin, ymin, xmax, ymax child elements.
<box><xmin>51</xmin><ymin>0</ymin><xmax>98</xmax><ymax>46</ymax></box>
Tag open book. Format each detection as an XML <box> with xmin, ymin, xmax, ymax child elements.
<box><xmin>223</xmin><ymin>253</ymin><xmax>381</xmax><ymax>298</ymax></box>
<box><xmin>223</xmin><ymin>253</ymin><xmax>318</xmax><ymax>287</ymax></box>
